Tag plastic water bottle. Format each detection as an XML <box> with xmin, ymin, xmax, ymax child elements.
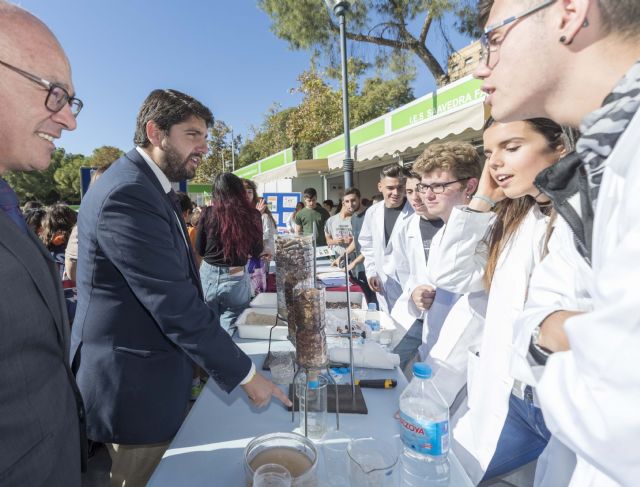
<box><xmin>398</xmin><ymin>363</ymin><xmax>450</xmax><ymax>486</ymax></box>
<box><xmin>365</xmin><ymin>303</ymin><xmax>380</xmax><ymax>331</ymax></box>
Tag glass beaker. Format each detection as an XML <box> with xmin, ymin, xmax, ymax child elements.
<box><xmin>321</xmin><ymin>429</ymin><xmax>351</xmax><ymax>487</ymax></box>
<box><xmin>348</xmin><ymin>438</ymin><xmax>399</xmax><ymax>487</ymax></box>
<box><xmin>253</xmin><ymin>463</ymin><xmax>292</xmax><ymax>487</ymax></box>
<box><xmin>295</xmin><ymin>372</ymin><xmax>328</xmax><ymax>440</ymax></box>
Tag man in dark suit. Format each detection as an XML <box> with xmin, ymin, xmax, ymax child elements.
<box><xmin>71</xmin><ymin>89</ymin><xmax>291</xmax><ymax>486</ymax></box>
<box><xmin>0</xmin><ymin>3</ymin><xmax>85</xmax><ymax>485</ymax></box>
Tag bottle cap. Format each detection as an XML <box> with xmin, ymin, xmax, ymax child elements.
<box><xmin>413</xmin><ymin>362</ymin><xmax>432</xmax><ymax>379</ymax></box>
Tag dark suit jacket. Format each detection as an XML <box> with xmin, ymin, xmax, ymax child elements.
<box><xmin>0</xmin><ymin>212</ymin><xmax>85</xmax><ymax>486</ymax></box>
<box><xmin>71</xmin><ymin>149</ymin><xmax>252</xmax><ymax>444</ymax></box>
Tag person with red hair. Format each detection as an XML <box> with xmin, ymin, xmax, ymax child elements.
<box><xmin>196</xmin><ymin>173</ymin><xmax>264</xmax><ymax>334</ymax></box>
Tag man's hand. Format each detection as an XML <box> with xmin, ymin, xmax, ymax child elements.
<box><xmin>411</xmin><ymin>285</ymin><xmax>436</xmax><ymax>311</ymax></box>
<box><xmin>241</xmin><ymin>372</ymin><xmax>293</xmax><ymax>408</ymax></box>
<box><xmin>538</xmin><ymin>310</ymin><xmax>584</xmax><ymax>352</ymax></box>
<box><xmin>368</xmin><ymin>276</ymin><xmax>382</xmax><ymax>293</ymax></box>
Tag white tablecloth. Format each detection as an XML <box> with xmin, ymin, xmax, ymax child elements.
<box><xmin>147</xmin><ymin>339</ymin><xmax>473</xmax><ymax>486</ymax></box>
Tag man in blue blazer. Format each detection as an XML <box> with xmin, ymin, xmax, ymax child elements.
<box><xmin>71</xmin><ymin>89</ymin><xmax>291</xmax><ymax>486</ymax></box>
<box><xmin>0</xmin><ymin>3</ymin><xmax>86</xmax><ymax>485</ymax></box>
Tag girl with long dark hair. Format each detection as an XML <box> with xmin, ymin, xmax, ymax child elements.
<box><xmin>429</xmin><ymin>118</ymin><xmax>568</xmax><ymax>482</ymax></box>
<box><xmin>196</xmin><ymin>173</ymin><xmax>263</xmax><ymax>334</ymax></box>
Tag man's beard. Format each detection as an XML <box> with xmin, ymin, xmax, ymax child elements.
<box><xmin>160</xmin><ymin>142</ymin><xmax>198</xmax><ymax>182</ymax></box>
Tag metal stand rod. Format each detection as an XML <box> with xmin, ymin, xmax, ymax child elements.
<box><xmin>326</xmin><ymin>364</ymin><xmax>340</xmax><ymax>430</ymax></box>
<box><xmin>343</xmin><ymin>245</ymin><xmax>356</xmax><ymax>400</ymax></box>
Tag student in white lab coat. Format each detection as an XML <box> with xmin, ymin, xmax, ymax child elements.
<box><xmin>390</xmin><ymin>142</ymin><xmax>486</xmax><ymax>406</ymax></box>
<box><xmin>428</xmin><ymin>119</ymin><xmax>568</xmax><ymax>484</ymax></box>
<box><xmin>358</xmin><ymin>164</ymin><xmax>414</xmax><ymax>313</ymax></box>
<box><xmin>475</xmin><ymin>1</ymin><xmax>640</xmax><ymax>485</ymax></box>
<box><xmin>387</xmin><ymin>173</ymin><xmax>443</xmax><ymax>371</ymax></box>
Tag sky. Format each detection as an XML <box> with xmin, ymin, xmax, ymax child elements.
<box><xmin>15</xmin><ymin>1</ymin><xmax>474</xmax><ymax>158</ymax></box>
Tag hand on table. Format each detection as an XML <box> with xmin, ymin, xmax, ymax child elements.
<box><xmin>411</xmin><ymin>285</ymin><xmax>436</xmax><ymax>311</ymax></box>
<box><xmin>241</xmin><ymin>372</ymin><xmax>293</xmax><ymax>408</ymax></box>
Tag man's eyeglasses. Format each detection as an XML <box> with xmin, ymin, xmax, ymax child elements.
<box><xmin>480</xmin><ymin>0</ymin><xmax>557</xmax><ymax>68</ymax></box>
<box><xmin>0</xmin><ymin>59</ymin><xmax>83</xmax><ymax>117</ymax></box>
<box><xmin>416</xmin><ymin>179</ymin><xmax>468</xmax><ymax>195</ymax></box>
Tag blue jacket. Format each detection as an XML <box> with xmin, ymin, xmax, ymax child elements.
<box><xmin>71</xmin><ymin>149</ymin><xmax>252</xmax><ymax>444</ymax></box>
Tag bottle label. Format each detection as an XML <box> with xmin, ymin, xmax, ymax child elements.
<box><xmin>399</xmin><ymin>411</ymin><xmax>449</xmax><ymax>456</ymax></box>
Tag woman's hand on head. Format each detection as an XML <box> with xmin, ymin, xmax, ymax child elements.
<box><xmin>469</xmin><ymin>162</ymin><xmax>506</xmax><ymax>211</ymax></box>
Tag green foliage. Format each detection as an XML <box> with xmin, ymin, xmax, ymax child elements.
<box><xmin>5</xmin><ymin>149</ymin><xmax>66</xmax><ymax>204</ymax></box>
<box><xmin>85</xmin><ymin>146</ymin><xmax>124</xmax><ymax>168</ymax></box>
<box><xmin>259</xmin><ymin>0</ymin><xmax>479</xmax><ymax>85</ymax></box>
<box><xmin>54</xmin><ymin>153</ymin><xmax>86</xmax><ymax>203</ymax></box>
<box><xmin>238</xmin><ymin>64</ymin><xmax>414</xmax><ymax>165</ymax></box>
<box><xmin>193</xmin><ymin>120</ymin><xmax>241</xmax><ymax>183</ymax></box>
<box><xmin>5</xmin><ymin>145</ymin><xmax>125</xmax><ymax>204</ymax></box>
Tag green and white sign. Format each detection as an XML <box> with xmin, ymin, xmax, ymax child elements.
<box><xmin>233</xmin><ymin>147</ymin><xmax>293</xmax><ymax>179</ymax></box>
<box><xmin>313</xmin><ymin>75</ymin><xmax>483</xmax><ymax>159</ymax></box>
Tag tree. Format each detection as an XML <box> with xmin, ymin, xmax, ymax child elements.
<box><xmin>53</xmin><ymin>146</ymin><xmax>123</xmax><ymax>204</ymax></box>
<box><xmin>238</xmin><ymin>64</ymin><xmax>414</xmax><ymax>164</ymax></box>
<box><xmin>85</xmin><ymin>145</ymin><xmax>124</xmax><ymax>168</ymax></box>
<box><xmin>193</xmin><ymin>120</ymin><xmax>241</xmax><ymax>183</ymax></box>
<box><xmin>4</xmin><ymin>149</ymin><xmax>65</xmax><ymax>204</ymax></box>
<box><xmin>258</xmin><ymin>0</ymin><xmax>480</xmax><ymax>86</ymax></box>
<box><xmin>53</xmin><ymin>153</ymin><xmax>86</xmax><ymax>203</ymax></box>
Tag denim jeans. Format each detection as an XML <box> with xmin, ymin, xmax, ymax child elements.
<box><xmin>482</xmin><ymin>387</ymin><xmax>551</xmax><ymax>481</ymax></box>
<box><xmin>200</xmin><ymin>261</ymin><xmax>251</xmax><ymax>335</ymax></box>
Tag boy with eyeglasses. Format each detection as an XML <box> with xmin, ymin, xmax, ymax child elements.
<box><xmin>476</xmin><ymin>1</ymin><xmax>640</xmax><ymax>485</ymax></box>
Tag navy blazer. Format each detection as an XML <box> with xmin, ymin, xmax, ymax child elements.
<box><xmin>71</xmin><ymin>149</ymin><xmax>252</xmax><ymax>444</ymax></box>
<box><xmin>0</xmin><ymin>211</ymin><xmax>85</xmax><ymax>486</ymax></box>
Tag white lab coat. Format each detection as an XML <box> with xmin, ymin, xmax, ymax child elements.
<box><xmin>514</xmin><ymin>109</ymin><xmax>640</xmax><ymax>487</ymax></box>
<box><xmin>431</xmin><ymin>206</ymin><xmax>550</xmax><ymax>483</ymax></box>
<box><xmin>390</xmin><ymin>213</ymin><xmax>486</xmax><ymax>406</ymax></box>
<box><xmin>358</xmin><ymin>200</ymin><xmax>413</xmax><ymax>313</ymax></box>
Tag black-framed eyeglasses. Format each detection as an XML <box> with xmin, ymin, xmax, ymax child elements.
<box><xmin>416</xmin><ymin>179</ymin><xmax>468</xmax><ymax>195</ymax></box>
<box><xmin>480</xmin><ymin>0</ymin><xmax>557</xmax><ymax>69</ymax></box>
<box><xmin>0</xmin><ymin>59</ymin><xmax>83</xmax><ymax>117</ymax></box>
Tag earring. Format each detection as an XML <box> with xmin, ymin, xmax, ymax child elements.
<box><xmin>583</xmin><ymin>19</ymin><xmax>589</xmax><ymax>27</ymax></box>
<box><xmin>559</xmin><ymin>35</ymin><xmax>567</xmax><ymax>43</ymax></box>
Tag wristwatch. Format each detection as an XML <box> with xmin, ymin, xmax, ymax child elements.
<box><xmin>529</xmin><ymin>324</ymin><xmax>552</xmax><ymax>365</ymax></box>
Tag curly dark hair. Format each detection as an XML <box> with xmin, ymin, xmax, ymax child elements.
<box><xmin>40</xmin><ymin>204</ymin><xmax>77</xmax><ymax>250</ymax></box>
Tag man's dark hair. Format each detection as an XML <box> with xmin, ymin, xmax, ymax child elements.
<box><xmin>175</xmin><ymin>191</ymin><xmax>193</xmax><ymax>214</ymax></box>
<box><xmin>303</xmin><ymin>187</ymin><xmax>317</xmax><ymax>199</ymax></box>
<box><xmin>477</xmin><ymin>0</ymin><xmax>640</xmax><ymax>37</ymax></box>
<box><xmin>323</xmin><ymin>199</ymin><xmax>334</xmax><ymax>208</ymax></box>
<box><xmin>343</xmin><ymin>187</ymin><xmax>361</xmax><ymax>199</ymax></box>
<box><xmin>477</xmin><ymin>0</ymin><xmax>493</xmax><ymax>29</ymax></box>
<box><xmin>133</xmin><ymin>89</ymin><xmax>214</xmax><ymax>147</ymax></box>
<box><xmin>379</xmin><ymin>163</ymin><xmax>412</xmax><ymax>181</ymax></box>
